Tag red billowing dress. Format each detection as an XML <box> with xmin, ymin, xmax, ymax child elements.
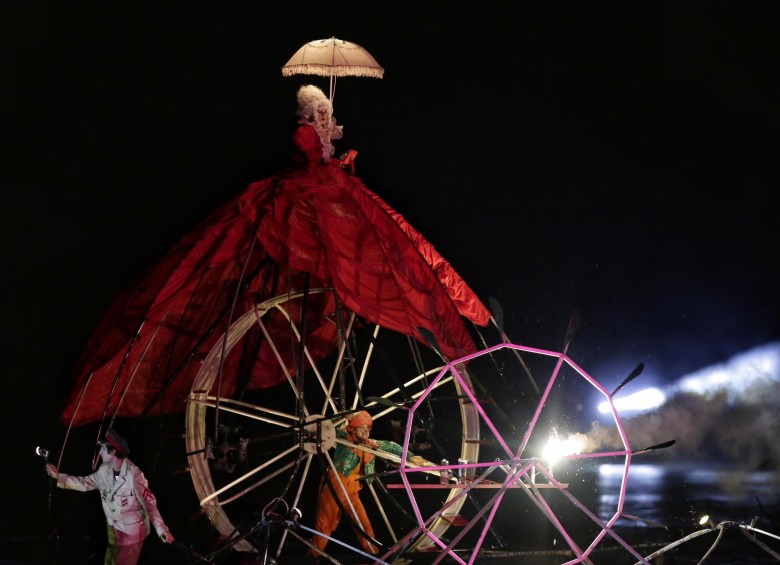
<box><xmin>61</xmin><ymin>122</ymin><xmax>490</xmax><ymax>427</ymax></box>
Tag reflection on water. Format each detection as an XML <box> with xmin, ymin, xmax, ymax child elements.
<box><xmin>456</xmin><ymin>461</ymin><xmax>778</xmax><ymax>564</ymax></box>
<box><xmin>598</xmin><ymin>463</ymin><xmax>778</xmax><ymax>529</ymax></box>
<box><xmin>595</xmin><ymin>463</ymin><xmax>780</xmax><ymax>563</ymax></box>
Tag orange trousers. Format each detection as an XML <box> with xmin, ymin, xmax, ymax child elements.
<box><xmin>310</xmin><ymin>469</ymin><xmax>378</xmax><ymax>555</ymax></box>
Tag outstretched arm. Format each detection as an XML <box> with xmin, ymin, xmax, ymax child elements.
<box><xmin>374</xmin><ymin>439</ymin><xmax>429</xmax><ymax>466</ymax></box>
<box><xmin>46</xmin><ymin>464</ymin><xmax>100</xmax><ymax>491</ymax></box>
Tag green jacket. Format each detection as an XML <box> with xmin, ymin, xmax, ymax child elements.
<box><xmin>332</xmin><ymin>426</ymin><xmax>415</xmax><ymax>485</ymax></box>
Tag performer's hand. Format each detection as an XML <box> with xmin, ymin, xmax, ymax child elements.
<box><xmin>160</xmin><ymin>530</ymin><xmax>175</xmax><ymax>544</ymax></box>
<box><xmin>45</xmin><ymin>463</ymin><xmax>59</xmax><ymax>479</ymax></box>
<box><xmin>409</xmin><ymin>455</ymin><xmax>428</xmax><ymax>466</ymax></box>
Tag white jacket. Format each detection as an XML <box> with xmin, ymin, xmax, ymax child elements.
<box><xmin>57</xmin><ymin>458</ymin><xmax>171</xmax><ymax>544</ymax></box>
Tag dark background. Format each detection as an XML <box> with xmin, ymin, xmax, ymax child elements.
<box><xmin>4</xmin><ymin>1</ymin><xmax>779</xmax><ymax>561</ymax></box>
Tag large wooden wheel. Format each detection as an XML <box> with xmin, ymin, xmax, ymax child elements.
<box><xmin>184</xmin><ymin>289</ymin><xmax>481</xmax><ymax>559</ymax></box>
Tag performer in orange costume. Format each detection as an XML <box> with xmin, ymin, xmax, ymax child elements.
<box><xmin>310</xmin><ymin>411</ymin><xmax>426</xmax><ymax>556</ymax></box>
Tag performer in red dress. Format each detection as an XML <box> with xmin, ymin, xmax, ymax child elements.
<box><xmin>61</xmin><ymin>84</ymin><xmax>490</xmax><ymax>430</ymax></box>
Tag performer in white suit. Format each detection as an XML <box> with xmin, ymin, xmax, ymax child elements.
<box><xmin>46</xmin><ymin>428</ymin><xmax>174</xmax><ymax>565</ymax></box>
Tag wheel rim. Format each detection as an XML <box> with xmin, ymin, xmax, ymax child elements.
<box><xmin>185</xmin><ymin>289</ymin><xmax>479</xmax><ymax>557</ymax></box>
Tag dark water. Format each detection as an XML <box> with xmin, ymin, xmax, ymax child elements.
<box><xmin>539</xmin><ymin>462</ymin><xmax>780</xmax><ymax>564</ymax></box>
<box><xmin>437</xmin><ymin>462</ymin><xmax>780</xmax><ymax>564</ymax></box>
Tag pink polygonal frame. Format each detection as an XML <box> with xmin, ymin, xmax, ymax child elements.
<box><xmin>380</xmin><ymin>343</ymin><xmax>650</xmax><ymax>565</ymax></box>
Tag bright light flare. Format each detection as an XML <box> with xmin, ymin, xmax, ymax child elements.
<box><xmin>698</xmin><ymin>514</ymin><xmax>715</xmax><ymax>528</ymax></box>
<box><xmin>676</xmin><ymin>343</ymin><xmax>779</xmax><ymax>399</ymax></box>
<box><xmin>543</xmin><ymin>433</ymin><xmax>585</xmax><ymax>464</ymax></box>
<box><xmin>598</xmin><ymin>387</ymin><xmax>666</xmax><ymax>414</ymax></box>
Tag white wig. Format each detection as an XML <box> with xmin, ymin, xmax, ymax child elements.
<box><xmin>295</xmin><ymin>84</ymin><xmax>343</xmax><ymax>160</ymax></box>
<box><xmin>296</xmin><ymin>84</ymin><xmax>331</xmax><ymax>122</ymax></box>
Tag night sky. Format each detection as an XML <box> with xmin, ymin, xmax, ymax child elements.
<box><xmin>5</xmin><ymin>1</ymin><xmax>780</xmax><ymax>558</ymax></box>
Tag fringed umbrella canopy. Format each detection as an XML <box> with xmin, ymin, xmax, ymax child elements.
<box><xmin>282</xmin><ymin>37</ymin><xmax>384</xmax><ymax>104</ymax></box>
<box><xmin>282</xmin><ymin>37</ymin><xmax>384</xmax><ymax>78</ymax></box>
